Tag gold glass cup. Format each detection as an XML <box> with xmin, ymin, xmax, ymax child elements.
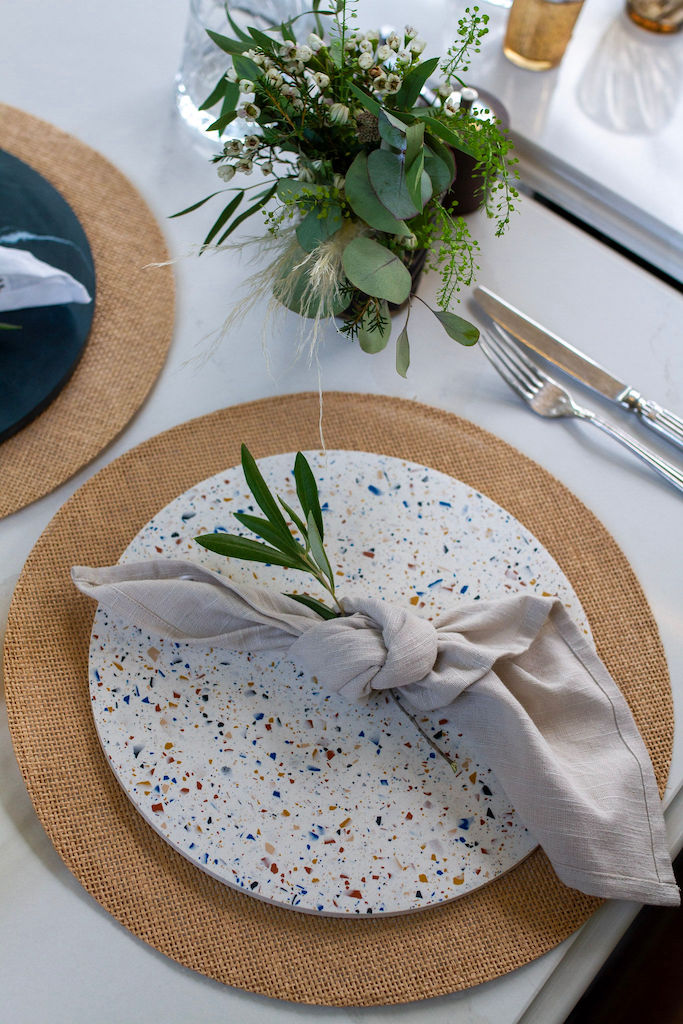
<box><xmin>503</xmin><ymin>0</ymin><xmax>585</xmax><ymax>70</ymax></box>
<box><xmin>626</xmin><ymin>0</ymin><xmax>683</xmax><ymax>33</ymax></box>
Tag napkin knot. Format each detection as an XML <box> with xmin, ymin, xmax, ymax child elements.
<box><xmin>289</xmin><ymin>595</ymin><xmax>438</xmax><ymax>702</ymax></box>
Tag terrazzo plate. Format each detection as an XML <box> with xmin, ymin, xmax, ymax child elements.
<box><xmin>88</xmin><ymin>450</ymin><xmax>590</xmax><ymax>917</ymax></box>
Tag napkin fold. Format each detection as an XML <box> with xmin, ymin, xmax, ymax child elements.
<box><xmin>72</xmin><ymin>559</ymin><xmax>679</xmax><ymax>906</ymax></box>
<box><xmin>0</xmin><ymin>244</ymin><xmax>91</xmax><ymax>312</ymax></box>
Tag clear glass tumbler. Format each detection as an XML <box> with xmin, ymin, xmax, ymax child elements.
<box><xmin>175</xmin><ymin>0</ymin><xmax>313</xmax><ymax>137</ymax></box>
<box><xmin>503</xmin><ymin>0</ymin><xmax>585</xmax><ymax>70</ymax></box>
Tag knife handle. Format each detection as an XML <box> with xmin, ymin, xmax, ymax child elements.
<box><xmin>627</xmin><ymin>393</ymin><xmax>683</xmax><ymax>451</ymax></box>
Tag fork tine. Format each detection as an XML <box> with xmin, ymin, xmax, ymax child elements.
<box><xmin>488</xmin><ymin>323</ymin><xmax>544</xmax><ymax>390</ymax></box>
<box><xmin>479</xmin><ymin>333</ymin><xmax>535</xmax><ymax>402</ymax></box>
<box><xmin>481</xmin><ymin>328</ymin><xmax>539</xmax><ymax>397</ymax></box>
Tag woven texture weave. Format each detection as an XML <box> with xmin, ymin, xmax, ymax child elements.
<box><xmin>4</xmin><ymin>392</ymin><xmax>673</xmax><ymax>1005</ymax></box>
<box><xmin>0</xmin><ymin>104</ymin><xmax>175</xmax><ymax>517</ymax></box>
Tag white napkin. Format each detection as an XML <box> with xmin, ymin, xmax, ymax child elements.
<box><xmin>0</xmin><ymin>245</ymin><xmax>91</xmax><ymax>312</ymax></box>
<box><xmin>72</xmin><ymin>559</ymin><xmax>680</xmax><ymax>906</ymax></box>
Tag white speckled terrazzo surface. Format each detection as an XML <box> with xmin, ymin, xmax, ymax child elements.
<box><xmin>88</xmin><ymin>451</ymin><xmax>589</xmax><ymax>916</ymax></box>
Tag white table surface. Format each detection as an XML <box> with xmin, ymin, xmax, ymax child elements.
<box><xmin>1</xmin><ymin>2</ymin><xmax>682</xmax><ymax>1022</ymax></box>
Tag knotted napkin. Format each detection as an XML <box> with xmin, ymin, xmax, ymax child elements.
<box><xmin>72</xmin><ymin>559</ymin><xmax>679</xmax><ymax>906</ymax></box>
<box><xmin>0</xmin><ymin>244</ymin><xmax>91</xmax><ymax>312</ymax></box>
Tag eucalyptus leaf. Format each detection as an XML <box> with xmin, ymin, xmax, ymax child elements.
<box><xmin>202</xmin><ymin>191</ymin><xmax>244</xmax><ymax>248</ymax></box>
<box><xmin>367</xmin><ymin>150</ymin><xmax>420</xmax><ymax>220</ymax></box>
<box><xmin>232</xmin><ymin>512</ymin><xmax>302</xmax><ymax>556</ymax></box>
<box><xmin>378</xmin><ymin>108</ymin><xmax>407</xmax><ymax>150</ymax></box>
<box><xmin>195</xmin><ymin>533</ymin><xmax>307</xmax><ymax>570</ymax></box>
<box><xmin>284</xmin><ymin>593</ymin><xmax>338</xmax><ymax>619</ymax></box>
<box><xmin>405</xmin><ymin>151</ymin><xmax>424</xmax><ymax>210</ymax></box>
<box><xmin>294</xmin><ymin>452</ymin><xmax>324</xmax><ymax>538</ymax></box>
<box><xmin>424</xmin><ymin>134</ymin><xmax>456</xmax><ymax>182</ymax></box>
<box><xmin>392</xmin><ymin>56</ymin><xmax>439</xmax><ymax>109</ymax></box>
<box><xmin>424</xmin><ymin>146</ymin><xmax>453</xmax><ymax>195</ymax></box>
<box><xmin>344</xmin><ymin>153</ymin><xmax>407</xmax><ymax>236</ymax></box>
<box><xmin>420</xmin><ymin>168</ymin><xmax>433</xmax><ymax>207</ymax></box>
<box><xmin>358</xmin><ymin>302</ymin><xmax>391</xmax><ymax>353</ymax></box>
<box><xmin>404</xmin><ymin>121</ymin><xmax>424</xmax><ymax>168</ymax></box>
<box><xmin>295</xmin><ymin>203</ymin><xmax>343</xmax><ymax>253</ymax></box>
<box><xmin>307</xmin><ymin>511</ymin><xmax>334</xmax><ymax>586</ymax></box>
<box><xmin>240</xmin><ymin>442</ymin><xmax>291</xmax><ymax>534</ymax></box>
<box><xmin>342</xmin><ymin>237</ymin><xmax>412</xmax><ymax>305</ymax></box>
<box><xmin>395</xmin><ymin>323</ymin><xmax>410</xmax><ymax>377</ymax></box>
<box><xmin>434</xmin><ymin>309</ymin><xmax>480</xmax><ymax>346</ymax></box>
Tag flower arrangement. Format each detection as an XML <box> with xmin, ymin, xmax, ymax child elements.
<box><xmin>180</xmin><ymin>2</ymin><xmax>518</xmax><ymax>374</ymax></box>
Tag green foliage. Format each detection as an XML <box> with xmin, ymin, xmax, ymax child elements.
<box><xmin>176</xmin><ymin>1</ymin><xmax>519</xmax><ymax>374</ymax></box>
<box><xmin>195</xmin><ymin>445</ymin><xmax>343</xmax><ymax>617</ymax></box>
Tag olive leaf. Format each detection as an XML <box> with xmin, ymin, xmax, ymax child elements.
<box><xmin>195</xmin><ymin>445</ymin><xmax>343</xmax><ymax>617</ymax></box>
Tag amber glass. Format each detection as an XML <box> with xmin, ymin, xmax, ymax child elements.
<box><xmin>626</xmin><ymin>0</ymin><xmax>683</xmax><ymax>32</ymax></box>
<box><xmin>503</xmin><ymin>0</ymin><xmax>585</xmax><ymax>70</ymax></box>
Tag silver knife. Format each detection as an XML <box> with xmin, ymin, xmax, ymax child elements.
<box><xmin>473</xmin><ymin>286</ymin><xmax>683</xmax><ymax>452</ymax></box>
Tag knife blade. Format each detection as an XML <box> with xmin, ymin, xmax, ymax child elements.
<box><xmin>473</xmin><ymin>286</ymin><xmax>683</xmax><ymax>452</ymax></box>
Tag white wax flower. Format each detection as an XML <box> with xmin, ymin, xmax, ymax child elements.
<box><xmin>404</xmin><ymin>25</ymin><xmax>418</xmax><ymax>40</ymax></box>
<box><xmin>243</xmin><ymin>134</ymin><xmax>260</xmax><ymax>149</ymax></box>
<box><xmin>297</xmin><ymin>165</ymin><xmax>316</xmax><ymax>182</ymax></box>
<box><xmin>385</xmin><ymin>73</ymin><xmax>401</xmax><ymax>93</ymax></box>
<box><xmin>251</xmin><ymin>52</ymin><xmax>265</xmax><ymax>66</ymax></box>
<box><xmin>279</xmin><ymin>41</ymin><xmax>296</xmax><ymax>58</ymax></box>
<box><xmin>226</xmin><ymin>67</ymin><xmax>237</xmax><ymax>83</ymax></box>
<box><xmin>357</xmin><ymin>51</ymin><xmax>374</xmax><ymax>70</ymax></box>
<box><xmin>313</xmin><ymin>71</ymin><xmax>330</xmax><ymax>89</ymax></box>
<box><xmin>373</xmin><ymin>72</ymin><xmax>387</xmax><ymax>90</ymax></box>
<box><xmin>261</xmin><ymin>161</ymin><xmax>273</xmax><ymax>174</ymax></box>
<box><xmin>358</xmin><ymin>38</ymin><xmax>373</xmax><ymax>53</ymax></box>
<box><xmin>307</xmin><ymin>32</ymin><xmax>324</xmax><ymax>51</ymax></box>
<box><xmin>329</xmin><ymin>102</ymin><xmax>350</xmax><ymax>124</ymax></box>
<box><xmin>387</xmin><ymin>33</ymin><xmax>401</xmax><ymax>50</ymax></box>
<box><xmin>295</xmin><ymin>44</ymin><xmax>313</xmax><ymax>62</ymax></box>
<box><xmin>333</xmin><ymin>173</ymin><xmax>345</xmax><ymax>190</ymax></box>
<box><xmin>444</xmin><ymin>91</ymin><xmax>461</xmax><ymax>114</ymax></box>
<box><xmin>376</xmin><ymin>44</ymin><xmax>392</xmax><ymax>62</ymax></box>
<box><xmin>365</xmin><ymin>27</ymin><xmax>380</xmax><ymax>42</ymax></box>
<box><xmin>235</xmin><ymin>158</ymin><xmax>254</xmax><ymax>175</ymax></box>
<box><xmin>239</xmin><ymin>79</ymin><xmax>254</xmax><ymax>93</ymax></box>
<box><xmin>410</xmin><ymin>38</ymin><xmax>427</xmax><ymax>55</ymax></box>
<box><xmin>401</xmin><ymin>232</ymin><xmax>418</xmax><ymax>249</ymax></box>
<box><xmin>238</xmin><ymin>103</ymin><xmax>261</xmax><ymax>121</ymax></box>
<box><xmin>217</xmin><ymin>164</ymin><xmax>236</xmax><ymax>182</ymax></box>
<box><xmin>265</xmin><ymin>68</ymin><xmax>283</xmax><ymax>86</ymax></box>
<box><xmin>396</xmin><ymin>48</ymin><xmax>412</xmax><ymax>66</ymax></box>
<box><xmin>223</xmin><ymin>139</ymin><xmax>242</xmax><ymax>155</ymax></box>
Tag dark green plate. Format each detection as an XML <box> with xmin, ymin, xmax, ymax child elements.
<box><xmin>0</xmin><ymin>149</ymin><xmax>96</xmax><ymax>442</ymax></box>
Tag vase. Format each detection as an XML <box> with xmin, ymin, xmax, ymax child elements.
<box><xmin>444</xmin><ymin>88</ymin><xmax>510</xmax><ymax>215</ymax></box>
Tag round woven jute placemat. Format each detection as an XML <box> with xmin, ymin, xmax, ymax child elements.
<box><xmin>0</xmin><ymin>104</ymin><xmax>175</xmax><ymax>519</ymax></box>
<box><xmin>4</xmin><ymin>392</ymin><xmax>673</xmax><ymax>1006</ymax></box>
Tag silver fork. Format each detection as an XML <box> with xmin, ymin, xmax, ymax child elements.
<box><xmin>480</xmin><ymin>323</ymin><xmax>683</xmax><ymax>495</ymax></box>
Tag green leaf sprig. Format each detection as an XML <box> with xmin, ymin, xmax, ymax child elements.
<box><xmin>195</xmin><ymin>445</ymin><xmax>342</xmax><ymax>619</ymax></box>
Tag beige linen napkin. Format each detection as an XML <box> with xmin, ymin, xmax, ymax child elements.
<box><xmin>72</xmin><ymin>559</ymin><xmax>679</xmax><ymax>906</ymax></box>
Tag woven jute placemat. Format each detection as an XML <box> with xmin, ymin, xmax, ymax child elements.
<box><xmin>0</xmin><ymin>104</ymin><xmax>175</xmax><ymax>518</ymax></box>
<box><xmin>4</xmin><ymin>392</ymin><xmax>673</xmax><ymax>1006</ymax></box>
